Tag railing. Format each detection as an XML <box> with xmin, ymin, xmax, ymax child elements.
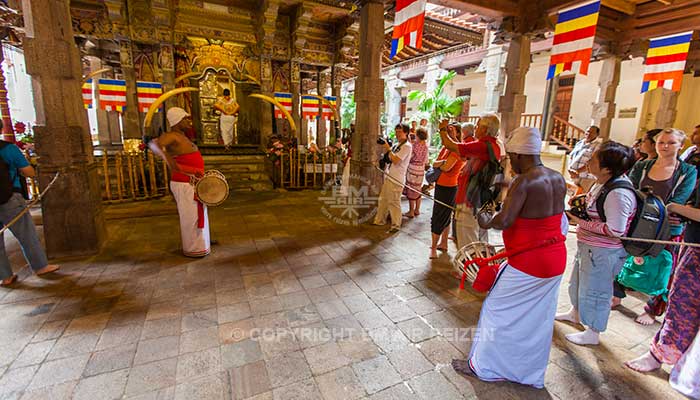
<box><xmin>273</xmin><ymin>149</ymin><xmax>342</xmax><ymax>190</ymax></box>
<box><xmin>551</xmin><ymin>116</ymin><xmax>586</xmax><ymax>151</ymax></box>
<box><xmin>95</xmin><ymin>152</ymin><xmax>170</xmax><ymax>202</ymax></box>
<box><xmin>521</xmin><ymin>113</ymin><xmax>543</xmax><ymax>130</ymax></box>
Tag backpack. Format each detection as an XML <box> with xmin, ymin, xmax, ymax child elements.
<box><xmin>0</xmin><ymin>141</ymin><xmax>16</xmax><ymax>205</ymax></box>
<box><xmin>596</xmin><ymin>178</ymin><xmax>670</xmax><ymax>257</ymax></box>
<box><xmin>466</xmin><ymin>141</ymin><xmax>503</xmax><ymax>214</ymax></box>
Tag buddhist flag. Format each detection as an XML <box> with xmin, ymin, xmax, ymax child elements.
<box><xmin>390</xmin><ymin>0</ymin><xmax>427</xmax><ymax>58</ymax></box>
<box><xmin>641</xmin><ymin>31</ymin><xmax>693</xmax><ymax>93</ymax></box>
<box><xmin>82</xmin><ymin>79</ymin><xmax>93</xmax><ymax>109</ymax></box>
<box><xmin>136</xmin><ymin>81</ymin><xmax>163</xmax><ymax>113</ymax></box>
<box><xmin>547</xmin><ymin>0</ymin><xmax>601</xmax><ymax>80</ymax></box>
<box><xmin>301</xmin><ymin>95</ymin><xmax>319</xmax><ymax>120</ymax></box>
<box><xmin>322</xmin><ymin>96</ymin><xmax>337</xmax><ymax>120</ymax></box>
<box><xmin>274</xmin><ymin>92</ymin><xmax>293</xmax><ymax>119</ymax></box>
<box><xmin>98</xmin><ymin>79</ymin><xmax>127</xmax><ymax>112</ymax></box>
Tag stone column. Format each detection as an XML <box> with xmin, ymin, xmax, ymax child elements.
<box><xmin>22</xmin><ymin>0</ymin><xmax>105</xmax><ymax>257</ymax></box>
<box><xmin>384</xmin><ymin>67</ymin><xmax>405</xmax><ymax>133</ymax></box>
<box><xmin>260</xmin><ymin>56</ymin><xmax>273</xmax><ymax>146</ymax></box>
<box><xmin>498</xmin><ymin>35</ymin><xmax>531</xmax><ymax>137</ymax></box>
<box><xmin>120</xmin><ymin>40</ymin><xmax>141</xmax><ymax>139</ymax></box>
<box><xmin>290</xmin><ymin>60</ymin><xmax>302</xmax><ymax>144</ymax></box>
<box><xmin>317</xmin><ymin>71</ymin><xmax>328</xmax><ymax>148</ymax></box>
<box><xmin>480</xmin><ymin>44</ymin><xmax>507</xmax><ymax>113</ymax></box>
<box><xmin>351</xmin><ymin>0</ymin><xmax>384</xmax><ymax>198</ymax></box>
<box><xmin>656</xmin><ymin>89</ymin><xmax>679</xmax><ymax>128</ymax></box>
<box><xmin>330</xmin><ymin>65</ymin><xmax>342</xmax><ymax>145</ymax></box>
<box><xmin>592</xmin><ymin>56</ymin><xmax>621</xmax><ymax>141</ymax></box>
<box><xmin>0</xmin><ymin>47</ymin><xmax>15</xmax><ymax>142</ymax></box>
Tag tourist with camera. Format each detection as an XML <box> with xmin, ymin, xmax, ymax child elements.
<box><xmin>556</xmin><ymin>141</ymin><xmax>637</xmax><ymax>346</ymax></box>
<box><xmin>372</xmin><ymin>124</ymin><xmax>412</xmax><ymax>233</ymax></box>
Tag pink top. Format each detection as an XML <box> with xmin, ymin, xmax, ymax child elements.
<box><xmin>409</xmin><ymin>141</ymin><xmax>428</xmax><ymax>166</ymax></box>
<box><xmin>576</xmin><ymin>182</ymin><xmax>637</xmax><ymax>249</ymax></box>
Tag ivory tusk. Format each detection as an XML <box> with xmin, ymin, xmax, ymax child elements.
<box><xmin>174</xmin><ymin>72</ymin><xmax>200</xmax><ymax>85</ymax></box>
<box><xmin>82</xmin><ymin>68</ymin><xmax>110</xmax><ymax>83</ymax></box>
<box><xmin>249</xmin><ymin>93</ymin><xmax>297</xmax><ymax>134</ymax></box>
<box><xmin>306</xmin><ymin>94</ymin><xmax>340</xmax><ymax>122</ymax></box>
<box><xmin>144</xmin><ymin>87</ymin><xmax>199</xmax><ymax>128</ymax></box>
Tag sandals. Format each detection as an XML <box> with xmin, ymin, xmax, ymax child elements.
<box><xmin>1</xmin><ymin>274</ymin><xmax>17</xmax><ymax>287</ymax></box>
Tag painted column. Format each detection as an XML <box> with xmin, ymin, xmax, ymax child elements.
<box><xmin>498</xmin><ymin>35</ymin><xmax>531</xmax><ymax>137</ymax></box>
<box><xmin>159</xmin><ymin>42</ymin><xmax>176</xmax><ymax>109</ymax></box>
<box><xmin>21</xmin><ymin>0</ymin><xmax>105</xmax><ymax>257</ymax></box>
<box><xmin>260</xmin><ymin>55</ymin><xmax>273</xmax><ymax>146</ymax></box>
<box><xmin>330</xmin><ymin>65</ymin><xmax>342</xmax><ymax>144</ymax></box>
<box><xmin>290</xmin><ymin>60</ymin><xmax>302</xmax><ymax>145</ymax></box>
<box><xmin>317</xmin><ymin>71</ymin><xmax>328</xmax><ymax>148</ymax></box>
<box><xmin>120</xmin><ymin>40</ymin><xmax>141</xmax><ymax>140</ymax></box>
<box><xmin>591</xmin><ymin>56</ymin><xmax>621</xmax><ymax>141</ymax></box>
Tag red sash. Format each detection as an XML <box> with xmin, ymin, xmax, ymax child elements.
<box><xmin>172</xmin><ymin>152</ymin><xmax>205</xmax><ymax>228</ymax></box>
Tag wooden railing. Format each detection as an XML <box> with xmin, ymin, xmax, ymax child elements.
<box><xmin>273</xmin><ymin>149</ymin><xmax>342</xmax><ymax>189</ymax></box>
<box><xmin>551</xmin><ymin>116</ymin><xmax>586</xmax><ymax>151</ymax></box>
<box><xmin>95</xmin><ymin>152</ymin><xmax>170</xmax><ymax>203</ymax></box>
<box><xmin>521</xmin><ymin>113</ymin><xmax>543</xmax><ymax>129</ymax></box>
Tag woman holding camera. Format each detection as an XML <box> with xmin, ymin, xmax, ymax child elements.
<box><xmin>625</xmin><ymin>128</ymin><xmax>696</xmax><ymax>325</ymax></box>
<box><xmin>556</xmin><ymin>141</ymin><xmax>637</xmax><ymax>346</ymax></box>
<box><xmin>429</xmin><ymin>123</ymin><xmax>465</xmax><ymax>259</ymax></box>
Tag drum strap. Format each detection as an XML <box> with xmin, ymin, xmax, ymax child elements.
<box><xmin>194</xmin><ymin>193</ymin><xmax>205</xmax><ymax>229</ymax></box>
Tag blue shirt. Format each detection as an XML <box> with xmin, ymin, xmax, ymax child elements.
<box><xmin>0</xmin><ymin>143</ymin><xmax>29</xmax><ymax>189</ymax></box>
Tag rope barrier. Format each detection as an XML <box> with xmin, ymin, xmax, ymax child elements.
<box><xmin>374</xmin><ymin>166</ymin><xmax>458</xmax><ymax>212</ymax></box>
<box><xmin>0</xmin><ymin>172</ymin><xmax>60</xmax><ymax>236</ymax></box>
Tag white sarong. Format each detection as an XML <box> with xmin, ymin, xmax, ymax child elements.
<box><xmin>468</xmin><ymin>265</ymin><xmax>562</xmax><ymax>388</ymax></box>
<box><xmin>220</xmin><ymin>115</ymin><xmax>236</xmax><ymax>146</ymax></box>
<box><xmin>671</xmin><ymin>331</ymin><xmax>700</xmax><ymax>399</ymax></box>
<box><xmin>170</xmin><ymin>181</ymin><xmax>210</xmax><ymax>257</ymax></box>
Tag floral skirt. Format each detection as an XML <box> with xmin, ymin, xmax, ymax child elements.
<box><xmin>404</xmin><ymin>163</ymin><xmax>425</xmax><ymax>200</ymax></box>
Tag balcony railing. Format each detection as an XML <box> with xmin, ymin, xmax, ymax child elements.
<box><xmin>464</xmin><ymin>113</ymin><xmax>543</xmax><ymax>130</ymax></box>
<box><xmin>551</xmin><ymin>116</ymin><xmax>586</xmax><ymax>152</ymax></box>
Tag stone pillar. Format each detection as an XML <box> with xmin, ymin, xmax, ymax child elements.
<box><xmin>498</xmin><ymin>35</ymin><xmax>531</xmax><ymax>137</ymax></box>
<box><xmin>0</xmin><ymin>47</ymin><xmax>15</xmax><ymax>142</ymax></box>
<box><xmin>290</xmin><ymin>60</ymin><xmax>301</xmax><ymax>144</ymax></box>
<box><xmin>384</xmin><ymin>67</ymin><xmax>405</xmax><ymax>133</ymax></box>
<box><xmin>351</xmin><ymin>0</ymin><xmax>384</xmax><ymax>198</ymax></box>
<box><xmin>260</xmin><ymin>56</ymin><xmax>273</xmax><ymax>146</ymax></box>
<box><xmin>120</xmin><ymin>40</ymin><xmax>141</xmax><ymax>140</ymax></box>
<box><xmin>656</xmin><ymin>89</ymin><xmax>679</xmax><ymax>128</ymax></box>
<box><xmin>592</xmin><ymin>56</ymin><xmax>621</xmax><ymax>141</ymax></box>
<box><xmin>317</xmin><ymin>71</ymin><xmax>328</xmax><ymax>148</ymax></box>
<box><xmin>480</xmin><ymin>44</ymin><xmax>507</xmax><ymax>113</ymax></box>
<box><xmin>22</xmin><ymin>0</ymin><xmax>105</xmax><ymax>257</ymax></box>
<box><xmin>88</xmin><ymin>56</ymin><xmax>113</xmax><ymax>148</ymax></box>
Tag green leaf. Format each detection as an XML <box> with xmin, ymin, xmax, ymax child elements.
<box><xmin>407</xmin><ymin>90</ymin><xmax>423</xmax><ymax>101</ymax></box>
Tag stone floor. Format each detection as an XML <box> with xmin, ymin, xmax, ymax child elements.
<box><xmin>0</xmin><ymin>191</ymin><xmax>686</xmax><ymax>400</ymax></box>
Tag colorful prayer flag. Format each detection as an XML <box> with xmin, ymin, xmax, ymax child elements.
<box><xmin>390</xmin><ymin>0</ymin><xmax>427</xmax><ymax>58</ymax></box>
<box><xmin>301</xmin><ymin>95</ymin><xmax>320</xmax><ymax>120</ymax></box>
<box><xmin>547</xmin><ymin>0</ymin><xmax>601</xmax><ymax>80</ymax></box>
<box><xmin>322</xmin><ymin>96</ymin><xmax>337</xmax><ymax>120</ymax></box>
<box><xmin>98</xmin><ymin>79</ymin><xmax>127</xmax><ymax>112</ymax></box>
<box><xmin>136</xmin><ymin>81</ymin><xmax>163</xmax><ymax>113</ymax></box>
<box><xmin>274</xmin><ymin>92</ymin><xmax>293</xmax><ymax>119</ymax></box>
<box><xmin>641</xmin><ymin>31</ymin><xmax>693</xmax><ymax>93</ymax></box>
<box><xmin>82</xmin><ymin>79</ymin><xmax>93</xmax><ymax>109</ymax></box>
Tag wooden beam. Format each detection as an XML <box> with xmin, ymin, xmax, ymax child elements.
<box><xmin>428</xmin><ymin>0</ymin><xmax>518</xmax><ymax>18</ymax></box>
<box><xmin>601</xmin><ymin>0</ymin><xmax>636</xmax><ymax>14</ymax></box>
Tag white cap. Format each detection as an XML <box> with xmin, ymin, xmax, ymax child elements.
<box><xmin>167</xmin><ymin>107</ymin><xmax>190</xmax><ymax>128</ymax></box>
<box><xmin>505</xmin><ymin>127</ymin><xmax>542</xmax><ymax>155</ymax></box>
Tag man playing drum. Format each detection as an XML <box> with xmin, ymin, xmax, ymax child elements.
<box><xmin>214</xmin><ymin>89</ymin><xmax>239</xmax><ymax>150</ymax></box>
<box><xmin>149</xmin><ymin>107</ymin><xmax>211</xmax><ymax>257</ymax></box>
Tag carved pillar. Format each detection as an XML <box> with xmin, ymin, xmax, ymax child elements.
<box><xmin>542</xmin><ymin>77</ymin><xmax>559</xmax><ymax>142</ymax></box>
<box><xmin>120</xmin><ymin>40</ymin><xmax>141</xmax><ymax>140</ymax></box>
<box><xmin>656</xmin><ymin>89</ymin><xmax>679</xmax><ymax>129</ymax></box>
<box><xmin>88</xmin><ymin>56</ymin><xmax>113</xmax><ymax>148</ymax></box>
<box><xmin>352</xmin><ymin>0</ymin><xmax>384</xmax><ymax>198</ymax></box>
<box><xmin>22</xmin><ymin>0</ymin><xmax>105</xmax><ymax>257</ymax></box>
<box><xmin>290</xmin><ymin>60</ymin><xmax>301</xmax><ymax>144</ymax></box>
<box><xmin>317</xmin><ymin>71</ymin><xmax>329</xmax><ymax>148</ymax></box>
<box><xmin>481</xmin><ymin>44</ymin><xmax>507</xmax><ymax>113</ymax></box>
<box><xmin>159</xmin><ymin>42</ymin><xmax>175</xmax><ymax>109</ymax></box>
<box><xmin>330</xmin><ymin>65</ymin><xmax>343</xmax><ymax>144</ymax></box>
<box><xmin>498</xmin><ymin>35</ymin><xmax>531</xmax><ymax>137</ymax></box>
<box><xmin>0</xmin><ymin>47</ymin><xmax>15</xmax><ymax>142</ymax></box>
<box><xmin>592</xmin><ymin>56</ymin><xmax>621</xmax><ymax>141</ymax></box>
<box><xmin>384</xmin><ymin>67</ymin><xmax>405</xmax><ymax>133</ymax></box>
<box><xmin>260</xmin><ymin>56</ymin><xmax>273</xmax><ymax>146</ymax></box>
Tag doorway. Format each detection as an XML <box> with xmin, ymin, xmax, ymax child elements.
<box><xmin>554</xmin><ymin>76</ymin><xmax>575</xmax><ymax>121</ymax></box>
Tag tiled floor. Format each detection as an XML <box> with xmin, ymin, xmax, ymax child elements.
<box><xmin>0</xmin><ymin>191</ymin><xmax>686</xmax><ymax>399</ymax></box>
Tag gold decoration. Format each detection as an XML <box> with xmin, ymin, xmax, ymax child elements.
<box><xmin>123</xmin><ymin>138</ymin><xmax>143</xmax><ymax>155</ymax></box>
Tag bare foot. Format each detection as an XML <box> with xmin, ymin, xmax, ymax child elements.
<box><xmin>36</xmin><ymin>264</ymin><xmax>60</xmax><ymax>276</ymax></box>
<box><xmin>625</xmin><ymin>352</ymin><xmax>662</xmax><ymax>372</ymax></box>
<box><xmin>1</xmin><ymin>274</ymin><xmax>17</xmax><ymax>286</ymax></box>
<box><xmin>414</xmin><ymin>210</ymin><xmax>420</xmax><ymax>216</ymax></box>
<box><xmin>611</xmin><ymin>296</ymin><xmax>622</xmax><ymax>309</ymax></box>
<box><xmin>452</xmin><ymin>359</ymin><xmax>476</xmax><ymax>377</ymax></box>
<box><xmin>403</xmin><ymin>212</ymin><xmax>414</xmax><ymax>219</ymax></box>
<box><xmin>429</xmin><ymin>248</ymin><xmax>438</xmax><ymax>259</ymax></box>
<box><xmin>635</xmin><ymin>312</ymin><xmax>656</xmax><ymax>326</ymax></box>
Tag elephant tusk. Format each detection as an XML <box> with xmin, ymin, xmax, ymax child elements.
<box><xmin>82</xmin><ymin>68</ymin><xmax>110</xmax><ymax>83</ymax></box>
<box><xmin>249</xmin><ymin>93</ymin><xmax>297</xmax><ymax>134</ymax></box>
<box><xmin>144</xmin><ymin>87</ymin><xmax>199</xmax><ymax>128</ymax></box>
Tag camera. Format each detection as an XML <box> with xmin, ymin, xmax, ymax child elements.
<box><xmin>567</xmin><ymin>195</ymin><xmax>590</xmax><ymax>221</ymax></box>
<box><xmin>379</xmin><ymin>151</ymin><xmax>392</xmax><ymax>170</ymax></box>
<box><xmin>377</xmin><ymin>137</ymin><xmax>393</xmax><ymax>146</ymax></box>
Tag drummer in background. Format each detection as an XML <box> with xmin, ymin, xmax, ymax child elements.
<box><xmin>214</xmin><ymin>89</ymin><xmax>239</xmax><ymax>151</ymax></box>
<box><xmin>148</xmin><ymin>107</ymin><xmax>212</xmax><ymax>257</ymax></box>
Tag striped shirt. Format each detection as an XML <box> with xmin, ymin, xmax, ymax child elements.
<box><xmin>576</xmin><ymin>180</ymin><xmax>637</xmax><ymax>248</ymax></box>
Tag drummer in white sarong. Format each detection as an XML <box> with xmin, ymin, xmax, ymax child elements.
<box><xmin>443</xmin><ymin>126</ymin><xmax>568</xmax><ymax>388</ymax></box>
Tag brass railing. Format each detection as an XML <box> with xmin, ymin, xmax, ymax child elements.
<box><xmin>551</xmin><ymin>116</ymin><xmax>586</xmax><ymax>151</ymax></box>
<box><xmin>274</xmin><ymin>149</ymin><xmax>342</xmax><ymax>189</ymax></box>
<box><xmin>96</xmin><ymin>152</ymin><xmax>170</xmax><ymax>202</ymax></box>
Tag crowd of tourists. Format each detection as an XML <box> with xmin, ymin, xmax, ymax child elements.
<box><xmin>371</xmin><ymin>113</ymin><xmax>699</xmax><ymax>397</ymax></box>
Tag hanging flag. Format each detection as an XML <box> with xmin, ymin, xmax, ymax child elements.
<box><xmin>136</xmin><ymin>81</ymin><xmax>163</xmax><ymax>113</ymax></box>
<box><xmin>98</xmin><ymin>79</ymin><xmax>127</xmax><ymax>112</ymax></box>
<box><xmin>274</xmin><ymin>92</ymin><xmax>293</xmax><ymax>119</ymax></box>
<box><xmin>322</xmin><ymin>96</ymin><xmax>337</xmax><ymax>120</ymax></box>
<box><xmin>301</xmin><ymin>95</ymin><xmax>320</xmax><ymax>120</ymax></box>
<box><xmin>82</xmin><ymin>79</ymin><xmax>93</xmax><ymax>109</ymax></box>
<box><xmin>390</xmin><ymin>0</ymin><xmax>427</xmax><ymax>58</ymax></box>
<box><xmin>641</xmin><ymin>31</ymin><xmax>693</xmax><ymax>93</ymax></box>
<box><xmin>547</xmin><ymin>0</ymin><xmax>601</xmax><ymax>80</ymax></box>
